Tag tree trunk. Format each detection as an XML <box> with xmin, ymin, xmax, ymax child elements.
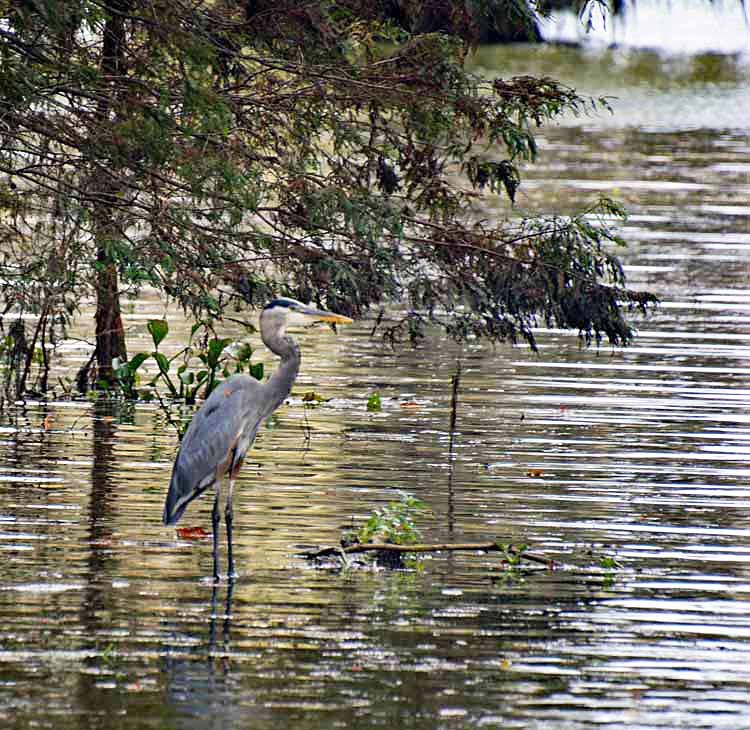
<box><xmin>91</xmin><ymin>1</ymin><xmax>131</xmax><ymax>385</ymax></box>
<box><xmin>94</xmin><ymin>244</ymin><xmax>127</xmax><ymax>385</ymax></box>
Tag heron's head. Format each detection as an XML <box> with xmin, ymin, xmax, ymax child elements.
<box><xmin>260</xmin><ymin>298</ymin><xmax>353</xmax><ymax>338</ymax></box>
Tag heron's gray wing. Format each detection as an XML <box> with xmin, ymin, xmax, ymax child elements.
<box><xmin>163</xmin><ymin>375</ymin><xmax>265</xmax><ymax>525</ymax></box>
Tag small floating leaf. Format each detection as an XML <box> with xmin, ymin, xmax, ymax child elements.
<box><xmin>176</xmin><ymin>526</ymin><xmax>208</xmax><ymax>540</ymax></box>
<box><xmin>599</xmin><ymin>555</ymin><xmax>623</xmax><ymax>570</ymax></box>
<box><xmin>367</xmin><ymin>392</ymin><xmax>382</xmax><ymax>411</ymax></box>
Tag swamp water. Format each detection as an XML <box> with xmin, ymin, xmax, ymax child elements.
<box><xmin>2</xmin><ymin>42</ymin><xmax>750</xmax><ymax>729</ymax></box>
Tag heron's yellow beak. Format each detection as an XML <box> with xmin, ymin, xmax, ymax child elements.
<box><xmin>300</xmin><ymin>307</ymin><xmax>353</xmax><ymax>324</ymax></box>
<box><xmin>315</xmin><ymin>313</ymin><xmax>353</xmax><ymax>324</ymax></box>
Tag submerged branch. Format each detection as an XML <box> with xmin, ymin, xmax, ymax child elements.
<box><xmin>299</xmin><ymin>541</ymin><xmax>557</xmax><ymax>568</ymax></box>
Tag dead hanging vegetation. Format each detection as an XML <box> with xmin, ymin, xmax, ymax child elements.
<box><xmin>0</xmin><ymin>1</ymin><xmax>656</xmax><ymax>407</ymax></box>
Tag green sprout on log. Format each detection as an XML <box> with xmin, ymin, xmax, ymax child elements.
<box><xmin>344</xmin><ymin>492</ymin><xmax>432</xmax><ymax>568</ymax></box>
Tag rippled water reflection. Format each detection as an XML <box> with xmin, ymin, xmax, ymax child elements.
<box><xmin>2</xmin><ymin>44</ymin><xmax>750</xmax><ymax>729</ymax></box>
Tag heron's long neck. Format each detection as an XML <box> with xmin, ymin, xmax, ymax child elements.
<box><xmin>261</xmin><ymin>327</ymin><xmax>300</xmax><ymax>417</ymax></box>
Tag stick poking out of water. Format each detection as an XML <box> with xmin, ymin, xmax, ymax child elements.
<box><xmin>448</xmin><ymin>360</ymin><xmax>461</xmax><ymax>454</ymax></box>
<box><xmin>447</xmin><ymin>360</ymin><xmax>461</xmax><ymax>535</ymax></box>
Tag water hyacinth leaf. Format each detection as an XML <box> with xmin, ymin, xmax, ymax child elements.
<box><xmin>148</xmin><ymin>319</ymin><xmax>169</xmax><ymax>349</ymax></box>
<box><xmin>127</xmin><ymin>352</ymin><xmax>150</xmax><ymax>373</ymax></box>
<box><xmin>207</xmin><ymin>337</ymin><xmax>232</xmax><ymax>367</ymax></box>
<box><xmin>153</xmin><ymin>351</ymin><xmax>170</xmax><ymax>375</ymax></box>
<box><xmin>233</xmin><ymin>342</ymin><xmax>253</xmax><ymax>362</ymax></box>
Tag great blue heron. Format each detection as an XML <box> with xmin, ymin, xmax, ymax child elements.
<box><xmin>163</xmin><ymin>297</ymin><xmax>353</xmax><ymax>581</ymax></box>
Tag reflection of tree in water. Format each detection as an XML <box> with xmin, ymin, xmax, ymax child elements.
<box><xmin>76</xmin><ymin>400</ymin><xmax>120</xmax><ymax>713</ymax></box>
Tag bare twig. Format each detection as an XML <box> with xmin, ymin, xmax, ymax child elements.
<box><xmin>448</xmin><ymin>360</ymin><xmax>461</xmax><ymax>447</ymax></box>
<box><xmin>447</xmin><ymin>360</ymin><xmax>461</xmax><ymax>535</ymax></box>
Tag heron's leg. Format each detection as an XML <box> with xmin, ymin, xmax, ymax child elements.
<box><xmin>225</xmin><ymin>479</ymin><xmax>236</xmax><ymax>579</ymax></box>
<box><xmin>212</xmin><ymin>480</ymin><xmax>222</xmax><ymax>582</ymax></box>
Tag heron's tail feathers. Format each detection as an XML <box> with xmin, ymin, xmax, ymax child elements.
<box><xmin>163</xmin><ymin>467</ymin><xmax>212</xmax><ymax>526</ymax></box>
<box><xmin>162</xmin><ymin>487</ymin><xmax>188</xmax><ymax>526</ymax></box>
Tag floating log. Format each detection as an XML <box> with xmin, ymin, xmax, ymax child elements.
<box><xmin>299</xmin><ymin>541</ymin><xmax>557</xmax><ymax>568</ymax></box>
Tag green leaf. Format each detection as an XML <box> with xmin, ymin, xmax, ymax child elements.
<box><xmin>367</xmin><ymin>392</ymin><xmax>382</xmax><ymax>411</ymax></box>
<box><xmin>147</xmin><ymin>319</ymin><xmax>169</xmax><ymax>349</ymax></box>
<box><xmin>249</xmin><ymin>362</ymin><xmax>264</xmax><ymax>381</ymax></box>
<box><xmin>153</xmin><ymin>351</ymin><xmax>170</xmax><ymax>375</ymax></box>
<box><xmin>599</xmin><ymin>555</ymin><xmax>623</xmax><ymax>570</ymax></box>
<box><xmin>233</xmin><ymin>342</ymin><xmax>253</xmax><ymax>362</ymax></box>
<box><xmin>207</xmin><ymin>337</ymin><xmax>232</xmax><ymax>366</ymax></box>
<box><xmin>127</xmin><ymin>352</ymin><xmax>150</xmax><ymax>373</ymax></box>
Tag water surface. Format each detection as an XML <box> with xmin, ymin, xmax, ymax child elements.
<box><xmin>2</xmin><ymin>41</ymin><xmax>750</xmax><ymax>729</ymax></box>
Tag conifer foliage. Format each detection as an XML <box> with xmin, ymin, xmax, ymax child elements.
<box><xmin>0</xmin><ymin>1</ymin><xmax>654</xmax><ymax>398</ymax></box>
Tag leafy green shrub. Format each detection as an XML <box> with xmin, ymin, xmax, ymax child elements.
<box><xmin>112</xmin><ymin>319</ymin><xmax>263</xmax><ymax>403</ymax></box>
<box><xmin>349</xmin><ymin>492</ymin><xmax>430</xmax><ymax>546</ymax></box>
